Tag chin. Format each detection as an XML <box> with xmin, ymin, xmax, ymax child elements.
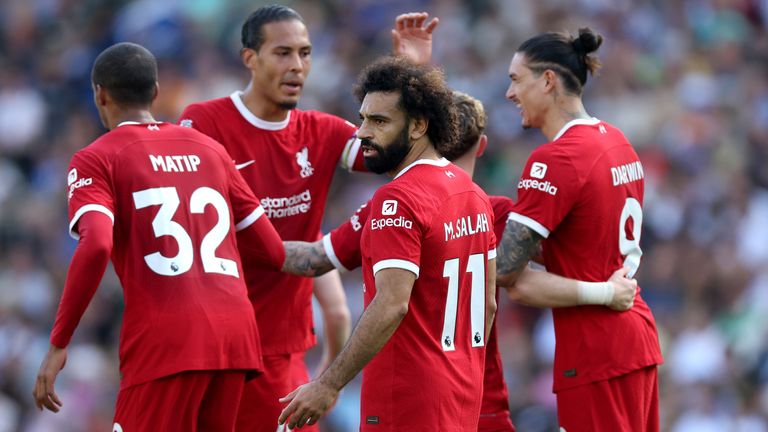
<box><xmin>278</xmin><ymin>100</ymin><xmax>299</xmax><ymax>111</ymax></box>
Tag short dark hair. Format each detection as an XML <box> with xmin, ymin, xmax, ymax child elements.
<box><xmin>91</xmin><ymin>42</ymin><xmax>157</xmax><ymax>107</ymax></box>
<box><xmin>441</xmin><ymin>91</ymin><xmax>486</xmax><ymax>161</ymax></box>
<box><xmin>354</xmin><ymin>56</ymin><xmax>458</xmax><ymax>154</ymax></box>
<box><xmin>517</xmin><ymin>27</ymin><xmax>603</xmax><ymax>95</ymax></box>
<box><xmin>241</xmin><ymin>5</ymin><xmax>305</xmax><ymax>50</ymax></box>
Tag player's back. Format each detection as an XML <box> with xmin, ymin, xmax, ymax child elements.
<box><xmin>73</xmin><ymin>123</ymin><xmax>263</xmax><ymax>389</ymax></box>
<box><xmin>360</xmin><ymin>159</ymin><xmax>496</xmax><ymax>431</ymax></box>
<box><xmin>527</xmin><ymin>120</ymin><xmax>662</xmax><ymax>391</ymax></box>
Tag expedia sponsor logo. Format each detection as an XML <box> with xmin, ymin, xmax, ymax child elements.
<box><xmin>261</xmin><ymin>189</ymin><xmax>312</xmax><ymax>218</ymax></box>
<box><xmin>67</xmin><ymin>174</ymin><xmax>93</xmax><ymax>200</ymax></box>
<box><xmin>518</xmin><ymin>178</ymin><xmax>558</xmax><ymax>196</ymax></box>
<box><xmin>67</xmin><ymin>168</ymin><xmax>78</xmax><ymax>185</ymax></box>
<box><xmin>370</xmin><ymin>216</ymin><xmax>412</xmax><ymax>230</ymax></box>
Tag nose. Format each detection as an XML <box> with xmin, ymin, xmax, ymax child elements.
<box><xmin>289</xmin><ymin>52</ymin><xmax>304</xmax><ymax>72</ymax></box>
<box><xmin>505</xmin><ymin>83</ymin><xmax>516</xmax><ymax>101</ymax></box>
<box><xmin>357</xmin><ymin>119</ymin><xmax>374</xmax><ymax>140</ymax></box>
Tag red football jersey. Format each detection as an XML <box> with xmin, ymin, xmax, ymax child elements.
<box><xmin>65</xmin><ymin>122</ymin><xmax>267</xmax><ymax>389</ymax></box>
<box><xmin>179</xmin><ymin>92</ymin><xmax>364</xmax><ymax>354</ymax></box>
<box><xmin>325</xmin><ymin>196</ymin><xmax>515</xmax><ymax>426</ymax></box>
<box><xmin>508</xmin><ymin>118</ymin><xmax>663</xmax><ymax>392</ymax></box>
<box><xmin>359</xmin><ymin>159</ymin><xmax>496</xmax><ymax>431</ymax></box>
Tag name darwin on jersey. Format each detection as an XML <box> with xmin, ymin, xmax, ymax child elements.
<box><xmin>149</xmin><ymin>154</ymin><xmax>201</xmax><ymax>172</ymax></box>
<box><xmin>261</xmin><ymin>189</ymin><xmax>312</xmax><ymax>218</ymax></box>
<box><xmin>611</xmin><ymin>161</ymin><xmax>644</xmax><ymax>186</ymax></box>
<box><xmin>444</xmin><ymin>213</ymin><xmax>490</xmax><ymax>242</ymax></box>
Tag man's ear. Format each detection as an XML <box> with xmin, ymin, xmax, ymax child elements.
<box><xmin>409</xmin><ymin>117</ymin><xmax>428</xmax><ymax>140</ymax></box>
<box><xmin>241</xmin><ymin>47</ymin><xmax>257</xmax><ymax>69</ymax></box>
<box><xmin>94</xmin><ymin>84</ymin><xmax>108</xmax><ymax>107</ymax></box>
<box><xmin>542</xmin><ymin>69</ymin><xmax>558</xmax><ymax>94</ymax></box>
<box><xmin>476</xmin><ymin>134</ymin><xmax>488</xmax><ymax>157</ymax></box>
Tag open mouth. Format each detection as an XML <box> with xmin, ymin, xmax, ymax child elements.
<box><xmin>281</xmin><ymin>81</ymin><xmax>303</xmax><ymax>93</ymax></box>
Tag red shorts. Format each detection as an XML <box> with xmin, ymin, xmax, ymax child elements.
<box><xmin>113</xmin><ymin>370</ymin><xmax>246</xmax><ymax>432</ymax></box>
<box><xmin>236</xmin><ymin>352</ymin><xmax>318</xmax><ymax>432</ymax></box>
<box><xmin>556</xmin><ymin>366</ymin><xmax>659</xmax><ymax>432</ymax></box>
<box><xmin>478</xmin><ymin>410</ymin><xmax>516</xmax><ymax>431</ymax></box>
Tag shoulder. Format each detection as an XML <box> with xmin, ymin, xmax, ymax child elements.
<box><xmin>179</xmin><ymin>97</ymin><xmax>233</xmax><ymax>123</ymax></box>
<box><xmin>490</xmin><ymin>195</ymin><xmax>515</xmax><ymax>217</ymax></box>
<box><xmin>297</xmin><ymin>110</ymin><xmax>355</xmax><ymax>129</ymax></box>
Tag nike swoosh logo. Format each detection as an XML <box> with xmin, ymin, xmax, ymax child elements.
<box><xmin>235</xmin><ymin>160</ymin><xmax>255</xmax><ymax>170</ymax></box>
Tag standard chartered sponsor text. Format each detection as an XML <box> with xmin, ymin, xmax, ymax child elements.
<box><xmin>261</xmin><ymin>189</ymin><xmax>312</xmax><ymax>218</ymax></box>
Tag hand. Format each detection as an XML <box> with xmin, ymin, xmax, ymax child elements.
<box><xmin>278</xmin><ymin>380</ymin><xmax>339</xmax><ymax>429</ymax></box>
<box><xmin>33</xmin><ymin>345</ymin><xmax>67</xmax><ymax>412</ymax></box>
<box><xmin>391</xmin><ymin>12</ymin><xmax>439</xmax><ymax>65</ymax></box>
<box><xmin>607</xmin><ymin>267</ymin><xmax>637</xmax><ymax>311</ymax></box>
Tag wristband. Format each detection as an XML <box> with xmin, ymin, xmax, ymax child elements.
<box><xmin>576</xmin><ymin>281</ymin><xmax>614</xmax><ymax>305</ymax></box>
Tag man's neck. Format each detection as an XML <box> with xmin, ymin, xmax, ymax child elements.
<box><xmin>389</xmin><ymin>140</ymin><xmax>441</xmax><ymax>177</ymax></box>
<box><xmin>541</xmin><ymin>97</ymin><xmax>589</xmax><ymax>141</ymax></box>
<box><xmin>109</xmin><ymin>109</ymin><xmax>156</xmax><ymax>130</ymax></box>
<box><xmin>241</xmin><ymin>83</ymin><xmax>291</xmax><ymax>122</ymax></box>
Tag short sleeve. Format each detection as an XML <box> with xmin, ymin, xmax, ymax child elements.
<box><xmin>67</xmin><ymin>150</ymin><xmax>115</xmax><ymax>240</ymax></box>
<box><xmin>224</xmin><ymin>157</ymin><xmax>265</xmax><ymax>231</ymax></box>
<box><xmin>508</xmin><ymin>146</ymin><xmax>581</xmax><ymax>238</ymax></box>
<box><xmin>367</xmin><ymin>186</ymin><xmax>422</xmax><ymax>277</ymax></box>
<box><xmin>324</xmin><ymin>200</ymin><xmax>371</xmax><ymax>271</ymax></box>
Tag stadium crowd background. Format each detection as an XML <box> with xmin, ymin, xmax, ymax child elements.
<box><xmin>0</xmin><ymin>0</ymin><xmax>767</xmax><ymax>430</ymax></box>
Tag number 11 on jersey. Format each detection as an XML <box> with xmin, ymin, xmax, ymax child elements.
<box><xmin>441</xmin><ymin>253</ymin><xmax>487</xmax><ymax>352</ymax></box>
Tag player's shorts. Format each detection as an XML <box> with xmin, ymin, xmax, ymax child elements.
<box><xmin>478</xmin><ymin>410</ymin><xmax>516</xmax><ymax>431</ymax></box>
<box><xmin>556</xmin><ymin>365</ymin><xmax>659</xmax><ymax>432</ymax></box>
<box><xmin>236</xmin><ymin>352</ymin><xmax>318</xmax><ymax>432</ymax></box>
<box><xmin>113</xmin><ymin>370</ymin><xmax>246</xmax><ymax>432</ymax></box>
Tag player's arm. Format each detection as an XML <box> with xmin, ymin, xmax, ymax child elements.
<box><xmin>278</xmin><ymin>268</ymin><xmax>415</xmax><ymax>428</ymax></box>
<box><xmin>34</xmin><ymin>211</ymin><xmax>114</xmax><ymax>412</ymax></box>
<box><xmin>508</xmin><ymin>266</ymin><xmax>638</xmax><ymax>311</ymax></box>
<box><xmin>485</xmin><ymin>258</ymin><xmax>497</xmax><ymax>341</ymax></box>
<box><xmin>236</xmin><ymin>214</ymin><xmax>286</xmax><ymax>270</ymax></box>
<box><xmin>312</xmin><ymin>270</ymin><xmax>352</xmax><ymax>377</ymax></box>
<box><xmin>496</xmin><ymin>218</ymin><xmax>543</xmax><ymax>287</ymax></box>
<box><xmin>391</xmin><ymin>12</ymin><xmax>439</xmax><ymax>65</ymax></box>
<box><xmin>282</xmin><ymin>240</ymin><xmax>334</xmax><ymax>277</ymax></box>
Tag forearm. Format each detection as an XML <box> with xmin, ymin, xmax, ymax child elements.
<box><xmin>496</xmin><ymin>219</ymin><xmax>542</xmax><ymax>287</ymax></box>
<box><xmin>507</xmin><ymin>267</ymin><xmax>616</xmax><ymax>308</ymax></box>
<box><xmin>317</xmin><ymin>294</ymin><xmax>407</xmax><ymax>391</ymax></box>
<box><xmin>313</xmin><ymin>271</ymin><xmax>351</xmax><ymax>360</ymax></box>
<box><xmin>282</xmin><ymin>241</ymin><xmax>334</xmax><ymax>277</ymax></box>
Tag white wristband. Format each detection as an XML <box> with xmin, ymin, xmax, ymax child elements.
<box><xmin>577</xmin><ymin>281</ymin><xmax>614</xmax><ymax>306</ymax></box>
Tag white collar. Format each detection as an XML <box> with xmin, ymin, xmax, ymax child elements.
<box><xmin>116</xmin><ymin>121</ymin><xmax>163</xmax><ymax>127</ymax></box>
<box><xmin>230</xmin><ymin>91</ymin><xmax>291</xmax><ymax>131</ymax></box>
<box><xmin>552</xmin><ymin>117</ymin><xmax>601</xmax><ymax>141</ymax></box>
<box><xmin>394</xmin><ymin>157</ymin><xmax>450</xmax><ymax>179</ymax></box>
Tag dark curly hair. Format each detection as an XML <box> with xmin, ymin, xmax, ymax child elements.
<box><xmin>354</xmin><ymin>56</ymin><xmax>458</xmax><ymax>154</ymax></box>
<box><xmin>517</xmin><ymin>27</ymin><xmax>603</xmax><ymax>95</ymax></box>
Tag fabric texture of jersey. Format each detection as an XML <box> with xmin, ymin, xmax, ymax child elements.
<box><xmin>179</xmin><ymin>92</ymin><xmax>363</xmax><ymax>354</ymax></box>
<box><xmin>359</xmin><ymin>159</ymin><xmax>496</xmax><ymax>431</ymax></box>
<box><xmin>65</xmin><ymin>122</ymin><xmax>265</xmax><ymax>389</ymax></box>
<box><xmin>508</xmin><ymin>118</ymin><xmax>663</xmax><ymax>392</ymax></box>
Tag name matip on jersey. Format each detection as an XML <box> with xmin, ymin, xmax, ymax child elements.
<box><xmin>508</xmin><ymin>118</ymin><xmax>663</xmax><ymax>392</ymax></box>
<box><xmin>359</xmin><ymin>159</ymin><xmax>496</xmax><ymax>431</ymax></box>
<box><xmin>65</xmin><ymin>122</ymin><xmax>267</xmax><ymax>389</ymax></box>
<box><xmin>179</xmin><ymin>92</ymin><xmax>364</xmax><ymax>354</ymax></box>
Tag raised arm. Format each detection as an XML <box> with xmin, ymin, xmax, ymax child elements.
<box><xmin>282</xmin><ymin>240</ymin><xmax>335</xmax><ymax>277</ymax></box>
<box><xmin>391</xmin><ymin>12</ymin><xmax>439</xmax><ymax>65</ymax></box>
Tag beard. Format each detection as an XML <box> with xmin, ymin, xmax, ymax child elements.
<box><xmin>278</xmin><ymin>100</ymin><xmax>298</xmax><ymax>110</ymax></box>
<box><xmin>362</xmin><ymin>123</ymin><xmax>411</xmax><ymax>174</ymax></box>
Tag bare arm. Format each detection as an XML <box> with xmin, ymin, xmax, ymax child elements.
<box><xmin>508</xmin><ymin>267</ymin><xmax>638</xmax><ymax>310</ymax></box>
<box><xmin>485</xmin><ymin>258</ymin><xmax>497</xmax><ymax>341</ymax></box>
<box><xmin>279</xmin><ymin>268</ymin><xmax>415</xmax><ymax>428</ymax></box>
<box><xmin>312</xmin><ymin>270</ymin><xmax>352</xmax><ymax>377</ymax></box>
<box><xmin>282</xmin><ymin>240</ymin><xmax>335</xmax><ymax>277</ymax></box>
<box><xmin>496</xmin><ymin>219</ymin><xmax>543</xmax><ymax>287</ymax></box>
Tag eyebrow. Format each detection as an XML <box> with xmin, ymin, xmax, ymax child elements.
<box><xmin>359</xmin><ymin>113</ymin><xmax>390</xmax><ymax>121</ymax></box>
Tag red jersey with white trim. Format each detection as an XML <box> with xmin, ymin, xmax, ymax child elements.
<box><xmin>324</xmin><ymin>196</ymin><xmax>515</xmax><ymax>427</ymax></box>
<box><xmin>179</xmin><ymin>92</ymin><xmax>364</xmax><ymax>354</ymax></box>
<box><xmin>359</xmin><ymin>159</ymin><xmax>496</xmax><ymax>431</ymax></box>
<box><xmin>508</xmin><ymin>118</ymin><xmax>663</xmax><ymax>392</ymax></box>
<box><xmin>65</xmin><ymin>122</ymin><xmax>267</xmax><ymax>389</ymax></box>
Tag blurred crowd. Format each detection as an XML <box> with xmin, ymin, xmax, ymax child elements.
<box><xmin>1</xmin><ymin>0</ymin><xmax>767</xmax><ymax>430</ymax></box>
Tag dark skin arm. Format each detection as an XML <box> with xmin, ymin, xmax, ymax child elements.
<box><xmin>496</xmin><ymin>219</ymin><xmax>543</xmax><ymax>287</ymax></box>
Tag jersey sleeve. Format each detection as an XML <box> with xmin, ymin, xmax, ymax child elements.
<box><xmin>508</xmin><ymin>146</ymin><xmax>581</xmax><ymax>238</ymax></box>
<box><xmin>367</xmin><ymin>186</ymin><xmax>422</xmax><ymax>277</ymax></box>
<box><xmin>334</xmin><ymin>118</ymin><xmax>367</xmax><ymax>172</ymax></box>
<box><xmin>224</xmin><ymin>156</ymin><xmax>267</xmax><ymax>232</ymax></box>
<box><xmin>67</xmin><ymin>149</ymin><xmax>115</xmax><ymax>240</ymax></box>
<box><xmin>178</xmin><ymin>103</ymin><xmax>217</xmax><ymax>139</ymax></box>
<box><xmin>323</xmin><ymin>200</ymin><xmax>371</xmax><ymax>271</ymax></box>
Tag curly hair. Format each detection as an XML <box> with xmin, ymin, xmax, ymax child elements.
<box><xmin>354</xmin><ymin>56</ymin><xmax>458</xmax><ymax>154</ymax></box>
<box><xmin>440</xmin><ymin>91</ymin><xmax>486</xmax><ymax>161</ymax></box>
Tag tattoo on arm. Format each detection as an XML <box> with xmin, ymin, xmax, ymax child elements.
<box><xmin>282</xmin><ymin>241</ymin><xmax>335</xmax><ymax>277</ymax></box>
<box><xmin>496</xmin><ymin>219</ymin><xmax>543</xmax><ymax>286</ymax></box>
